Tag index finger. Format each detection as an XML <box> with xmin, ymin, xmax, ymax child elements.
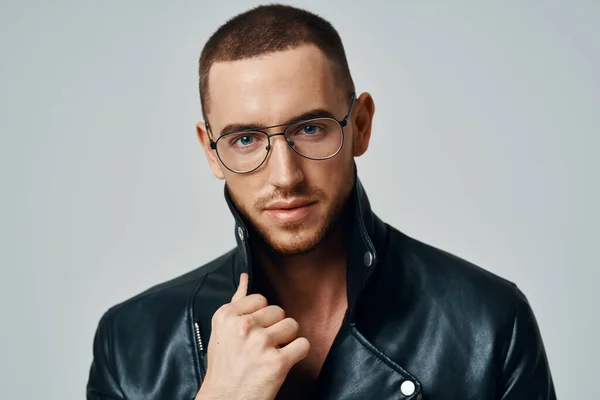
<box><xmin>231</xmin><ymin>273</ymin><xmax>248</xmax><ymax>303</ymax></box>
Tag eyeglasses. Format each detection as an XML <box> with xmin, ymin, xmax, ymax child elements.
<box><xmin>207</xmin><ymin>93</ymin><xmax>356</xmax><ymax>174</ymax></box>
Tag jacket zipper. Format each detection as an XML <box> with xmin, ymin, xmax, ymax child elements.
<box><xmin>194</xmin><ymin>321</ymin><xmax>206</xmax><ymax>381</ymax></box>
<box><xmin>194</xmin><ymin>321</ymin><xmax>204</xmax><ymax>352</ymax></box>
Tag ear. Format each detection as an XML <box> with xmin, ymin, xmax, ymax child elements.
<box><xmin>351</xmin><ymin>92</ymin><xmax>375</xmax><ymax>157</ymax></box>
<box><xmin>196</xmin><ymin>122</ymin><xmax>226</xmax><ymax>180</ymax></box>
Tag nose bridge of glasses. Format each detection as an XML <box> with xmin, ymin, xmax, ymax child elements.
<box><xmin>266</xmin><ymin>130</ymin><xmax>287</xmax><ymax>140</ymax></box>
<box><xmin>263</xmin><ymin>124</ymin><xmax>295</xmax><ymax>148</ymax></box>
<box><xmin>265</xmin><ymin>131</ymin><xmax>295</xmax><ymax>155</ymax></box>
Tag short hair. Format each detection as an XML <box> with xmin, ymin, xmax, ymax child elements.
<box><xmin>198</xmin><ymin>4</ymin><xmax>355</xmax><ymax>122</ymax></box>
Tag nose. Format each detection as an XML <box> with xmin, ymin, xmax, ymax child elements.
<box><xmin>265</xmin><ymin>134</ymin><xmax>304</xmax><ymax>189</ymax></box>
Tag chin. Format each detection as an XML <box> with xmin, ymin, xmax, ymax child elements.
<box><xmin>264</xmin><ymin>232</ymin><xmax>322</xmax><ymax>256</ymax></box>
<box><xmin>253</xmin><ymin>221</ymin><xmax>321</xmax><ymax>255</ymax></box>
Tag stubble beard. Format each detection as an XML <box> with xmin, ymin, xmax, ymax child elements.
<box><xmin>230</xmin><ymin>182</ymin><xmax>353</xmax><ymax>258</ymax></box>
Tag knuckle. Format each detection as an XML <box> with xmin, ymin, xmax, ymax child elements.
<box><xmin>267</xmin><ymin>350</ymin><xmax>286</xmax><ymax>372</ymax></box>
<box><xmin>220</xmin><ymin>303</ymin><xmax>233</xmax><ymax>316</ymax></box>
<box><xmin>252</xmin><ymin>294</ymin><xmax>268</xmax><ymax>308</ymax></box>
<box><xmin>254</xmin><ymin>331</ymin><xmax>271</xmax><ymax>348</ymax></box>
<box><xmin>212</xmin><ymin>305</ymin><xmax>229</xmax><ymax>325</ymax></box>
<box><xmin>237</xmin><ymin>314</ymin><xmax>255</xmax><ymax>337</ymax></box>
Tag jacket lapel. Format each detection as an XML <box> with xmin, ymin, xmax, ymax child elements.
<box><xmin>312</xmin><ymin>319</ymin><xmax>423</xmax><ymax>399</ymax></box>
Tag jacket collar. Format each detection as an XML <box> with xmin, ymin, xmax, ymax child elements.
<box><xmin>224</xmin><ymin>169</ymin><xmax>383</xmax><ymax>314</ymax></box>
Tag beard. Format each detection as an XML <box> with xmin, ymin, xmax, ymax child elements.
<box><xmin>227</xmin><ymin>179</ymin><xmax>354</xmax><ymax>257</ymax></box>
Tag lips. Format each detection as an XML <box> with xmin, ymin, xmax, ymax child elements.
<box><xmin>264</xmin><ymin>199</ymin><xmax>317</xmax><ymax>223</ymax></box>
<box><xmin>265</xmin><ymin>199</ymin><xmax>315</xmax><ymax>210</ymax></box>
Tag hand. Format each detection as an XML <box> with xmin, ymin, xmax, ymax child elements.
<box><xmin>195</xmin><ymin>273</ymin><xmax>310</xmax><ymax>400</ymax></box>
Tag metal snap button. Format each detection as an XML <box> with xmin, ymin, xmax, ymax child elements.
<box><xmin>237</xmin><ymin>226</ymin><xmax>245</xmax><ymax>241</ymax></box>
<box><xmin>400</xmin><ymin>380</ymin><xmax>416</xmax><ymax>396</ymax></box>
<box><xmin>363</xmin><ymin>251</ymin><xmax>374</xmax><ymax>267</ymax></box>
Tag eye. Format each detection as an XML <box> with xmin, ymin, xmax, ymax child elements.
<box><xmin>236</xmin><ymin>135</ymin><xmax>254</xmax><ymax>146</ymax></box>
<box><xmin>302</xmin><ymin>125</ymin><xmax>318</xmax><ymax>134</ymax></box>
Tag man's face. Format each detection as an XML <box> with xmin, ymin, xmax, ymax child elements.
<box><xmin>198</xmin><ymin>45</ymin><xmax>372</xmax><ymax>255</ymax></box>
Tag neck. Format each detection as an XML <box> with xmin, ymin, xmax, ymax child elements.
<box><xmin>252</xmin><ymin>212</ymin><xmax>351</xmax><ymax>318</ymax></box>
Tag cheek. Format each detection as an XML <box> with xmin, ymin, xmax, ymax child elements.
<box><xmin>225</xmin><ymin>174</ymin><xmax>260</xmax><ymax>210</ymax></box>
<box><xmin>305</xmin><ymin>151</ymin><xmax>354</xmax><ymax>197</ymax></box>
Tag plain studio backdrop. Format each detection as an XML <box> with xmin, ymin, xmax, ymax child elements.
<box><xmin>1</xmin><ymin>0</ymin><xmax>598</xmax><ymax>398</ymax></box>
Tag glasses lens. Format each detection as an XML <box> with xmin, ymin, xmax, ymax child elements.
<box><xmin>216</xmin><ymin>131</ymin><xmax>269</xmax><ymax>173</ymax></box>
<box><xmin>284</xmin><ymin>118</ymin><xmax>343</xmax><ymax>159</ymax></box>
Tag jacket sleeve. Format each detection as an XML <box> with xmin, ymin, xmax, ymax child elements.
<box><xmin>86</xmin><ymin>312</ymin><xmax>125</xmax><ymax>400</ymax></box>
<box><xmin>499</xmin><ymin>285</ymin><xmax>557</xmax><ymax>400</ymax></box>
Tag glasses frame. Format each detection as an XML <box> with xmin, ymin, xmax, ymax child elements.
<box><xmin>207</xmin><ymin>92</ymin><xmax>357</xmax><ymax>174</ymax></box>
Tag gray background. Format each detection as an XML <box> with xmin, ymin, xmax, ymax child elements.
<box><xmin>1</xmin><ymin>0</ymin><xmax>598</xmax><ymax>398</ymax></box>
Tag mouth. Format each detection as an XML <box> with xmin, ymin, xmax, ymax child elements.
<box><xmin>264</xmin><ymin>200</ymin><xmax>317</xmax><ymax>223</ymax></box>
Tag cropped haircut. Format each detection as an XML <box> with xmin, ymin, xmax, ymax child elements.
<box><xmin>198</xmin><ymin>4</ymin><xmax>355</xmax><ymax>122</ymax></box>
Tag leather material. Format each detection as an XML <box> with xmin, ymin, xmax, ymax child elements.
<box><xmin>87</xmin><ymin>176</ymin><xmax>556</xmax><ymax>399</ymax></box>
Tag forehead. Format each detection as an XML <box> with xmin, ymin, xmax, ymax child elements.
<box><xmin>206</xmin><ymin>45</ymin><xmax>345</xmax><ymax>129</ymax></box>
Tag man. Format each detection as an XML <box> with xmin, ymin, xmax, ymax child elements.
<box><xmin>87</xmin><ymin>4</ymin><xmax>556</xmax><ymax>400</ymax></box>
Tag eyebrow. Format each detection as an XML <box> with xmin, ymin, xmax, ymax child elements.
<box><xmin>217</xmin><ymin>108</ymin><xmax>338</xmax><ymax>137</ymax></box>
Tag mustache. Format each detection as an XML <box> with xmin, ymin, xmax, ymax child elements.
<box><xmin>254</xmin><ymin>184</ymin><xmax>326</xmax><ymax>209</ymax></box>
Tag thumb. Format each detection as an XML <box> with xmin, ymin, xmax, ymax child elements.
<box><xmin>231</xmin><ymin>273</ymin><xmax>248</xmax><ymax>303</ymax></box>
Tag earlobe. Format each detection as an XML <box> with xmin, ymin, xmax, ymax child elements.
<box><xmin>352</xmin><ymin>93</ymin><xmax>375</xmax><ymax>157</ymax></box>
<box><xmin>196</xmin><ymin>122</ymin><xmax>226</xmax><ymax>180</ymax></box>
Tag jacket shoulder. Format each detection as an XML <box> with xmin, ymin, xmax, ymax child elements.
<box><xmin>103</xmin><ymin>248</ymin><xmax>236</xmax><ymax>319</ymax></box>
<box><xmin>381</xmin><ymin>227</ymin><xmax>556</xmax><ymax>398</ymax></box>
<box><xmin>394</xmin><ymin>227</ymin><xmax>519</xmax><ymax>305</ymax></box>
<box><xmin>87</xmin><ymin>249</ymin><xmax>236</xmax><ymax>398</ymax></box>
<box><xmin>377</xmin><ymin>226</ymin><xmax>525</xmax><ymax>347</ymax></box>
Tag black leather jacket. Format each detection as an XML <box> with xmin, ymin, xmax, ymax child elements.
<box><xmin>87</xmin><ymin>178</ymin><xmax>556</xmax><ymax>399</ymax></box>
